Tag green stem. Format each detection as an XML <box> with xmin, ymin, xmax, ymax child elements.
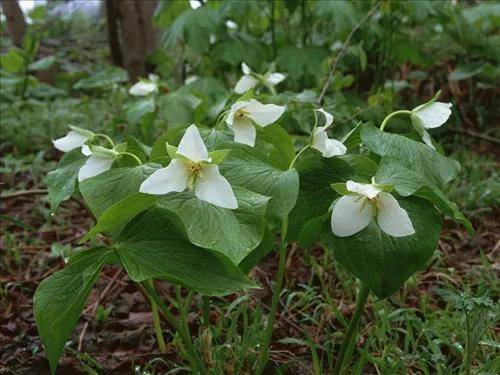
<box><xmin>379</xmin><ymin>110</ymin><xmax>413</xmax><ymax>132</ymax></box>
<box><xmin>255</xmin><ymin>215</ymin><xmax>289</xmax><ymax>375</ymax></box>
<box><xmin>289</xmin><ymin>144</ymin><xmax>309</xmax><ymax>169</ymax></box>
<box><xmin>333</xmin><ymin>282</ymin><xmax>370</xmax><ymax>375</ymax></box>
<box><xmin>464</xmin><ymin>311</ymin><xmax>472</xmax><ymax>375</ymax></box>
<box><xmin>119</xmin><ymin>152</ymin><xmax>142</xmax><ymax>165</ymax></box>
<box><xmin>141</xmin><ymin>282</ymin><xmax>206</xmax><ymax>374</ymax></box>
<box><xmin>147</xmin><ymin>280</ymin><xmax>167</xmax><ymax>353</ymax></box>
<box><xmin>94</xmin><ymin>133</ymin><xmax>114</xmax><ymax>147</ymax></box>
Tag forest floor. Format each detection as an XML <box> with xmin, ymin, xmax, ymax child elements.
<box><xmin>1</xmin><ymin>138</ymin><xmax>499</xmax><ymax>374</ymax></box>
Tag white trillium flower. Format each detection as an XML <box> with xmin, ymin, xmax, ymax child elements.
<box><xmin>129</xmin><ymin>74</ymin><xmax>159</xmax><ymax>96</ymax></box>
<box><xmin>412</xmin><ymin>100</ymin><xmax>452</xmax><ymax>149</ymax></box>
<box><xmin>234</xmin><ymin>62</ymin><xmax>286</xmax><ymax>94</ymax></box>
<box><xmin>78</xmin><ymin>145</ymin><xmax>116</xmax><ymax>182</ymax></box>
<box><xmin>331</xmin><ymin>180</ymin><xmax>415</xmax><ymax>238</ymax></box>
<box><xmin>225</xmin><ymin>99</ymin><xmax>286</xmax><ymax>147</ymax></box>
<box><xmin>310</xmin><ymin>108</ymin><xmax>346</xmax><ymax>158</ymax></box>
<box><xmin>52</xmin><ymin>126</ymin><xmax>94</xmax><ymax>153</ymax></box>
<box><xmin>139</xmin><ymin>125</ymin><xmax>238</xmax><ymax>209</ymax></box>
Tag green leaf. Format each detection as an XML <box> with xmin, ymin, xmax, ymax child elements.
<box><xmin>46</xmin><ymin>149</ymin><xmax>86</xmax><ymax>212</ymax></box>
<box><xmin>81</xmin><ymin>193</ymin><xmax>157</xmax><ymax>242</ymax></box>
<box><xmin>208</xmin><ymin>149</ymin><xmax>231</xmax><ymax>164</ymax></box>
<box><xmin>0</xmin><ymin>48</ymin><xmax>25</xmax><ymax>74</ymax></box>
<box><xmin>79</xmin><ymin>164</ymin><xmax>158</xmax><ymax>217</ymax></box>
<box><xmin>126</xmin><ymin>98</ymin><xmax>156</xmax><ymax>124</ymax></box>
<box><xmin>256</xmin><ymin>124</ymin><xmax>296</xmax><ymax>170</ymax></box>
<box><xmin>288</xmin><ymin>154</ymin><xmax>353</xmax><ymax>245</ymax></box>
<box><xmin>34</xmin><ymin>247</ymin><xmax>114</xmax><ymax>374</ymax></box>
<box><xmin>321</xmin><ymin>197</ymin><xmax>442</xmax><ymax>298</ymax></box>
<box><xmin>28</xmin><ymin>56</ymin><xmax>56</xmax><ymax>71</ymax></box>
<box><xmin>157</xmin><ymin>91</ymin><xmax>201</xmax><ymax>127</ymax></box>
<box><xmin>116</xmin><ymin>208</ymin><xmax>254</xmax><ymax>296</ymax></box>
<box><xmin>361</xmin><ymin>124</ymin><xmax>460</xmax><ymax>188</ymax></box>
<box><xmin>238</xmin><ymin>226</ymin><xmax>275</xmax><ymax>274</ymax></box>
<box><xmin>276</xmin><ymin>46</ymin><xmax>329</xmax><ymax>82</ymax></box>
<box><xmin>157</xmin><ymin>186</ymin><xmax>269</xmax><ymax>265</ymax></box>
<box><xmin>375</xmin><ymin>156</ymin><xmax>473</xmax><ymax>235</ymax></box>
<box><xmin>73</xmin><ymin>67</ymin><xmax>128</xmax><ymax>90</ymax></box>
<box><xmin>216</xmin><ymin>143</ymin><xmax>299</xmax><ymax>227</ymax></box>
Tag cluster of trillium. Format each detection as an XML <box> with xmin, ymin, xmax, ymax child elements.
<box><xmin>53</xmin><ymin>70</ymin><xmax>452</xmax><ymax>239</ymax></box>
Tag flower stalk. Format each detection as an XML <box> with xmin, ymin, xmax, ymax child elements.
<box><xmin>332</xmin><ymin>282</ymin><xmax>370</xmax><ymax>375</ymax></box>
<box><xmin>379</xmin><ymin>110</ymin><xmax>413</xmax><ymax>131</ymax></box>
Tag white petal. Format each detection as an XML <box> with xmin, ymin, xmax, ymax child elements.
<box><xmin>81</xmin><ymin>144</ymin><xmax>92</xmax><ymax>156</ymax></box>
<box><xmin>225</xmin><ymin>101</ymin><xmax>249</xmax><ymax>126</ymax></box>
<box><xmin>234</xmin><ymin>75</ymin><xmax>258</xmax><ymax>94</ymax></box>
<box><xmin>129</xmin><ymin>81</ymin><xmax>157</xmax><ymax>96</ymax></box>
<box><xmin>264</xmin><ymin>72</ymin><xmax>286</xmax><ymax>86</ymax></box>
<box><xmin>245</xmin><ymin>99</ymin><xmax>285</xmax><ymax>127</ymax></box>
<box><xmin>177</xmin><ymin>125</ymin><xmax>210</xmax><ymax>163</ymax></box>
<box><xmin>331</xmin><ymin>195</ymin><xmax>373</xmax><ymax>237</ymax></box>
<box><xmin>315</xmin><ymin>108</ymin><xmax>333</xmax><ymax>127</ymax></box>
<box><xmin>311</xmin><ymin>127</ymin><xmax>329</xmax><ymax>154</ymax></box>
<box><xmin>346</xmin><ymin>181</ymin><xmax>383</xmax><ymax>199</ymax></box>
<box><xmin>232</xmin><ymin>117</ymin><xmax>257</xmax><ymax>147</ymax></box>
<box><xmin>78</xmin><ymin>156</ymin><xmax>113</xmax><ymax>181</ymax></box>
<box><xmin>241</xmin><ymin>62</ymin><xmax>251</xmax><ymax>75</ymax></box>
<box><xmin>413</xmin><ymin>102</ymin><xmax>452</xmax><ymax>129</ymax></box>
<box><xmin>52</xmin><ymin>131</ymin><xmax>89</xmax><ymax>152</ymax></box>
<box><xmin>139</xmin><ymin>159</ymin><xmax>189</xmax><ymax>195</ymax></box>
<box><xmin>195</xmin><ymin>165</ymin><xmax>238</xmax><ymax>209</ymax></box>
<box><xmin>148</xmin><ymin>74</ymin><xmax>159</xmax><ymax>82</ymax></box>
<box><xmin>421</xmin><ymin>128</ymin><xmax>435</xmax><ymax>149</ymax></box>
<box><xmin>323</xmin><ymin>138</ymin><xmax>347</xmax><ymax>157</ymax></box>
<box><xmin>376</xmin><ymin>192</ymin><xmax>415</xmax><ymax>237</ymax></box>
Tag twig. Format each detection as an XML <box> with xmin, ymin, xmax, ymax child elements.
<box><xmin>317</xmin><ymin>2</ymin><xmax>380</xmax><ymax>106</ymax></box>
<box><xmin>78</xmin><ymin>269</ymin><xmax>123</xmax><ymax>351</ymax></box>
<box><xmin>450</xmin><ymin>128</ymin><xmax>500</xmax><ymax>145</ymax></box>
<box><xmin>1</xmin><ymin>188</ymin><xmax>97</xmax><ymax>223</ymax></box>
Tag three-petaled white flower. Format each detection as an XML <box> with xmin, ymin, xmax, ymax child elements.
<box><xmin>234</xmin><ymin>63</ymin><xmax>286</xmax><ymax>94</ymax></box>
<box><xmin>331</xmin><ymin>180</ymin><xmax>415</xmax><ymax>238</ymax></box>
<box><xmin>140</xmin><ymin>125</ymin><xmax>238</xmax><ymax>209</ymax></box>
<box><xmin>52</xmin><ymin>126</ymin><xmax>94</xmax><ymax>153</ymax></box>
<box><xmin>310</xmin><ymin>108</ymin><xmax>347</xmax><ymax>157</ymax></box>
<box><xmin>411</xmin><ymin>97</ymin><xmax>452</xmax><ymax>149</ymax></box>
<box><xmin>78</xmin><ymin>144</ymin><xmax>117</xmax><ymax>182</ymax></box>
<box><xmin>225</xmin><ymin>99</ymin><xmax>285</xmax><ymax>147</ymax></box>
<box><xmin>129</xmin><ymin>74</ymin><xmax>159</xmax><ymax>96</ymax></box>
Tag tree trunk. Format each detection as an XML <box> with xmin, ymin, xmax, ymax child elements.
<box><xmin>106</xmin><ymin>0</ymin><xmax>157</xmax><ymax>82</ymax></box>
<box><xmin>1</xmin><ymin>0</ymin><xmax>27</xmax><ymax>47</ymax></box>
<box><xmin>105</xmin><ymin>0</ymin><xmax>123</xmax><ymax>67</ymax></box>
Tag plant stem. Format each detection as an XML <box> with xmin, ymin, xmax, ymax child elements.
<box><xmin>147</xmin><ymin>280</ymin><xmax>167</xmax><ymax>353</ymax></box>
<box><xmin>464</xmin><ymin>311</ymin><xmax>472</xmax><ymax>375</ymax></box>
<box><xmin>379</xmin><ymin>109</ymin><xmax>413</xmax><ymax>131</ymax></box>
<box><xmin>140</xmin><ymin>281</ymin><xmax>206</xmax><ymax>374</ymax></box>
<box><xmin>332</xmin><ymin>282</ymin><xmax>370</xmax><ymax>375</ymax></box>
<box><xmin>289</xmin><ymin>144</ymin><xmax>309</xmax><ymax>169</ymax></box>
<box><xmin>94</xmin><ymin>133</ymin><xmax>114</xmax><ymax>147</ymax></box>
<box><xmin>119</xmin><ymin>152</ymin><xmax>142</xmax><ymax>165</ymax></box>
<box><xmin>255</xmin><ymin>215</ymin><xmax>289</xmax><ymax>375</ymax></box>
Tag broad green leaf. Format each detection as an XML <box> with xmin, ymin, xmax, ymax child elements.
<box><xmin>73</xmin><ymin>67</ymin><xmax>128</xmax><ymax>90</ymax></box>
<box><xmin>256</xmin><ymin>124</ymin><xmax>296</xmax><ymax>170</ymax></box>
<box><xmin>238</xmin><ymin>226</ymin><xmax>275</xmax><ymax>274</ymax></box>
<box><xmin>46</xmin><ymin>149</ymin><xmax>86</xmax><ymax>212</ymax></box>
<box><xmin>216</xmin><ymin>143</ymin><xmax>299</xmax><ymax>227</ymax></box>
<box><xmin>375</xmin><ymin>156</ymin><xmax>473</xmax><ymax>235</ymax></box>
<box><xmin>0</xmin><ymin>48</ymin><xmax>25</xmax><ymax>74</ymax></box>
<box><xmin>361</xmin><ymin>124</ymin><xmax>460</xmax><ymax>188</ymax></box>
<box><xmin>34</xmin><ymin>247</ymin><xmax>114</xmax><ymax>374</ymax></box>
<box><xmin>157</xmin><ymin>186</ymin><xmax>269</xmax><ymax>264</ymax></box>
<box><xmin>81</xmin><ymin>193</ymin><xmax>156</xmax><ymax>242</ymax></box>
<box><xmin>157</xmin><ymin>91</ymin><xmax>201</xmax><ymax>127</ymax></box>
<box><xmin>79</xmin><ymin>164</ymin><xmax>158</xmax><ymax>217</ymax></box>
<box><xmin>287</xmin><ymin>154</ymin><xmax>352</xmax><ymax>245</ymax></box>
<box><xmin>126</xmin><ymin>98</ymin><xmax>155</xmax><ymax>124</ymax></box>
<box><xmin>321</xmin><ymin>197</ymin><xmax>442</xmax><ymax>298</ymax></box>
<box><xmin>116</xmin><ymin>208</ymin><xmax>254</xmax><ymax>296</ymax></box>
<box><xmin>28</xmin><ymin>56</ymin><xmax>57</xmax><ymax>71</ymax></box>
<box><xmin>277</xmin><ymin>46</ymin><xmax>329</xmax><ymax>82</ymax></box>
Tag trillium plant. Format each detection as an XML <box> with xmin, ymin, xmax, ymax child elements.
<box><xmin>37</xmin><ymin>82</ymin><xmax>472</xmax><ymax>375</ymax></box>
